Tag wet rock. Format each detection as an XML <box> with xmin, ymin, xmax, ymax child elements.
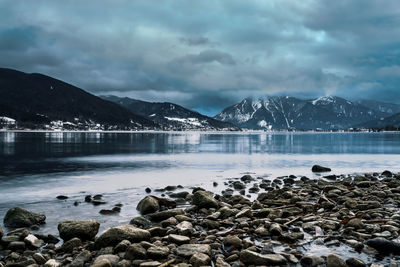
<box><xmin>8</xmin><ymin>241</ymin><xmax>25</xmax><ymax>251</ymax></box>
<box><xmin>169</xmin><ymin>234</ymin><xmax>190</xmax><ymax>244</ymax></box>
<box><xmin>139</xmin><ymin>261</ymin><xmax>162</xmax><ymax>267</ymax></box>
<box><xmin>269</xmin><ymin>223</ymin><xmax>283</xmax><ymax>236</ymax></box>
<box><xmin>240</xmin><ymin>175</ymin><xmax>253</xmax><ymax>182</ymax></box>
<box><xmin>146</xmin><ymin>209</ymin><xmax>184</xmax><ymax>222</ymax></box>
<box><xmin>58</xmin><ymin>220</ymin><xmax>100</xmax><ymax>241</ymax></box>
<box><xmin>44</xmin><ymin>259</ymin><xmax>61</xmax><ymax>267</ymax></box>
<box><xmin>176</xmin><ymin>221</ymin><xmax>194</xmax><ymax>236</ymax></box>
<box><xmin>213</xmin><ymin>182</ymin><xmax>218</xmax><ymax>187</ymax></box>
<box><xmin>311</xmin><ymin>165</ymin><xmax>331</xmax><ymax>172</ymax></box>
<box><xmin>100</xmin><ymin>209</ymin><xmax>119</xmax><ymax>215</ymax></box>
<box><xmin>233</xmin><ymin>181</ymin><xmax>245</xmax><ymax>190</ymax></box>
<box><xmin>94</xmin><ymin>255</ymin><xmax>120</xmax><ymax>266</ymax></box>
<box><xmin>91</xmin><ymin>259</ymin><xmax>112</xmax><ymax>267</ymax></box>
<box><xmin>137</xmin><ymin>196</ymin><xmax>160</xmax><ymax>215</ymax></box>
<box><xmin>0</xmin><ymin>225</ymin><xmax>2</xmax><ymax>239</ymax></box>
<box><xmin>346</xmin><ymin>218</ymin><xmax>364</xmax><ymax>229</ymax></box>
<box><xmin>56</xmin><ymin>195</ymin><xmax>68</xmax><ymax>200</ymax></box>
<box><xmin>85</xmin><ymin>195</ymin><xmax>92</xmax><ymax>202</ymax></box>
<box><xmin>326</xmin><ymin>253</ymin><xmax>346</xmax><ymax>267</ymax></box>
<box><xmin>240</xmin><ymin>250</ymin><xmax>286</xmax><ymax>265</ymax></box>
<box><xmin>346</xmin><ymin>257</ymin><xmax>366</xmax><ymax>267</ymax></box>
<box><xmin>62</xmin><ymin>237</ymin><xmax>82</xmax><ymax>252</ymax></box>
<box><xmin>114</xmin><ymin>240</ymin><xmax>131</xmax><ymax>253</ymax></box>
<box><xmin>92</xmin><ymin>200</ymin><xmax>107</xmax><ymax>205</ymax></box>
<box><xmin>145</xmin><ymin>187</ymin><xmax>151</xmax><ymax>193</ymax></box>
<box><xmin>125</xmin><ymin>243</ymin><xmax>147</xmax><ymax>260</ymax></box>
<box><xmin>24</xmin><ymin>234</ymin><xmax>43</xmax><ymax>248</ymax></box>
<box><xmin>190</xmin><ymin>252</ymin><xmax>210</xmax><ymax>267</ymax></box>
<box><xmin>192</xmin><ymin>190</ymin><xmax>218</xmax><ymax>208</ymax></box>
<box><xmin>32</xmin><ymin>253</ymin><xmax>47</xmax><ymax>265</ymax></box>
<box><xmin>169</xmin><ymin>191</ymin><xmax>190</xmax><ymax>198</ymax></box>
<box><xmin>365</xmin><ymin>238</ymin><xmax>400</xmax><ymax>254</ymax></box>
<box><xmin>95</xmin><ymin>225</ymin><xmax>150</xmax><ymax>248</ymax></box>
<box><xmin>130</xmin><ymin>216</ymin><xmax>152</xmax><ymax>228</ymax></box>
<box><xmin>300</xmin><ymin>253</ymin><xmax>324</xmax><ymax>266</ymax></box>
<box><xmin>3</xmin><ymin>207</ymin><xmax>46</xmax><ymax>228</ymax></box>
<box><xmin>223</xmin><ymin>235</ymin><xmax>242</xmax><ymax>248</ymax></box>
<box><xmin>70</xmin><ymin>250</ymin><xmax>91</xmax><ymax>267</ymax></box>
<box><xmin>235</xmin><ymin>208</ymin><xmax>252</xmax><ymax>218</ymax></box>
<box><xmin>147</xmin><ymin>246</ymin><xmax>169</xmax><ymax>259</ymax></box>
<box><xmin>382</xmin><ymin>170</ymin><xmax>393</xmax><ymax>177</ymax></box>
<box><xmin>177</xmin><ymin>244</ymin><xmax>212</xmax><ymax>257</ymax></box>
<box><xmin>216</xmin><ymin>257</ymin><xmax>231</xmax><ymax>267</ymax></box>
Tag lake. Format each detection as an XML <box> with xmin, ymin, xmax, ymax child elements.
<box><xmin>1</xmin><ymin>131</ymin><xmax>400</xmax><ymax>235</ymax></box>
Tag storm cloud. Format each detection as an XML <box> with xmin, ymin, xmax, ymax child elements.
<box><xmin>1</xmin><ymin>0</ymin><xmax>400</xmax><ymax>115</ymax></box>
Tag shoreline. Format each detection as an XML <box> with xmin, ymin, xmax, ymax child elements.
<box><xmin>1</xmin><ymin>168</ymin><xmax>400</xmax><ymax>266</ymax></box>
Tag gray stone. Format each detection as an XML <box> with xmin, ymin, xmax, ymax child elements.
<box><xmin>216</xmin><ymin>257</ymin><xmax>231</xmax><ymax>267</ymax></box>
<box><xmin>92</xmin><ymin>259</ymin><xmax>112</xmax><ymax>267</ymax></box>
<box><xmin>312</xmin><ymin>165</ymin><xmax>331</xmax><ymax>172</ymax></box>
<box><xmin>24</xmin><ymin>234</ymin><xmax>44</xmax><ymax>248</ymax></box>
<box><xmin>125</xmin><ymin>243</ymin><xmax>147</xmax><ymax>260</ymax></box>
<box><xmin>62</xmin><ymin>237</ymin><xmax>82</xmax><ymax>253</ymax></box>
<box><xmin>190</xmin><ymin>253</ymin><xmax>210</xmax><ymax>267</ymax></box>
<box><xmin>0</xmin><ymin>225</ymin><xmax>3</xmax><ymax>239</ymax></box>
<box><xmin>95</xmin><ymin>225</ymin><xmax>150</xmax><ymax>248</ymax></box>
<box><xmin>192</xmin><ymin>191</ymin><xmax>218</xmax><ymax>208</ymax></box>
<box><xmin>69</xmin><ymin>250</ymin><xmax>92</xmax><ymax>267</ymax></box>
<box><xmin>8</xmin><ymin>241</ymin><xmax>25</xmax><ymax>250</ymax></box>
<box><xmin>240</xmin><ymin>250</ymin><xmax>286</xmax><ymax>265</ymax></box>
<box><xmin>346</xmin><ymin>218</ymin><xmax>364</xmax><ymax>229</ymax></box>
<box><xmin>58</xmin><ymin>220</ymin><xmax>100</xmax><ymax>241</ymax></box>
<box><xmin>176</xmin><ymin>221</ymin><xmax>194</xmax><ymax>236</ymax></box>
<box><xmin>346</xmin><ymin>257</ymin><xmax>366</xmax><ymax>267</ymax></box>
<box><xmin>114</xmin><ymin>240</ymin><xmax>131</xmax><ymax>253</ymax></box>
<box><xmin>44</xmin><ymin>259</ymin><xmax>61</xmax><ymax>267</ymax></box>
<box><xmin>223</xmin><ymin>235</ymin><xmax>242</xmax><ymax>248</ymax></box>
<box><xmin>168</xmin><ymin>234</ymin><xmax>190</xmax><ymax>244</ymax></box>
<box><xmin>300</xmin><ymin>253</ymin><xmax>325</xmax><ymax>266</ymax></box>
<box><xmin>139</xmin><ymin>261</ymin><xmax>162</xmax><ymax>267</ymax></box>
<box><xmin>146</xmin><ymin>209</ymin><xmax>184</xmax><ymax>222</ymax></box>
<box><xmin>33</xmin><ymin>253</ymin><xmax>47</xmax><ymax>265</ymax></box>
<box><xmin>95</xmin><ymin>255</ymin><xmax>120</xmax><ymax>266</ymax></box>
<box><xmin>326</xmin><ymin>253</ymin><xmax>346</xmax><ymax>267</ymax></box>
<box><xmin>177</xmin><ymin>244</ymin><xmax>212</xmax><ymax>257</ymax></box>
<box><xmin>147</xmin><ymin>246</ymin><xmax>169</xmax><ymax>259</ymax></box>
<box><xmin>3</xmin><ymin>207</ymin><xmax>46</xmax><ymax>228</ymax></box>
<box><xmin>137</xmin><ymin>196</ymin><xmax>160</xmax><ymax>215</ymax></box>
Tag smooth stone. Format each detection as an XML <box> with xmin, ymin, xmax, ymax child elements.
<box><xmin>24</xmin><ymin>234</ymin><xmax>43</xmax><ymax>248</ymax></box>
<box><xmin>62</xmin><ymin>237</ymin><xmax>82</xmax><ymax>252</ymax></box>
<box><xmin>147</xmin><ymin>246</ymin><xmax>169</xmax><ymax>259</ymax></box>
<box><xmin>190</xmin><ymin>252</ymin><xmax>210</xmax><ymax>267</ymax></box>
<box><xmin>125</xmin><ymin>243</ymin><xmax>147</xmax><ymax>260</ymax></box>
<box><xmin>32</xmin><ymin>253</ymin><xmax>47</xmax><ymax>265</ymax></box>
<box><xmin>8</xmin><ymin>241</ymin><xmax>26</xmax><ymax>251</ymax></box>
<box><xmin>92</xmin><ymin>259</ymin><xmax>112</xmax><ymax>267</ymax></box>
<box><xmin>240</xmin><ymin>250</ymin><xmax>286</xmax><ymax>265</ymax></box>
<box><xmin>192</xmin><ymin>190</ymin><xmax>218</xmax><ymax>208</ymax></box>
<box><xmin>95</xmin><ymin>225</ymin><xmax>150</xmax><ymax>248</ymax></box>
<box><xmin>326</xmin><ymin>253</ymin><xmax>346</xmax><ymax>267</ymax></box>
<box><xmin>114</xmin><ymin>240</ymin><xmax>131</xmax><ymax>253</ymax></box>
<box><xmin>69</xmin><ymin>250</ymin><xmax>92</xmax><ymax>267</ymax></box>
<box><xmin>312</xmin><ymin>165</ymin><xmax>331</xmax><ymax>172</ymax></box>
<box><xmin>44</xmin><ymin>259</ymin><xmax>61</xmax><ymax>267</ymax></box>
<box><xmin>169</xmin><ymin>234</ymin><xmax>190</xmax><ymax>244</ymax></box>
<box><xmin>0</xmin><ymin>225</ymin><xmax>3</xmax><ymax>239</ymax></box>
<box><xmin>346</xmin><ymin>218</ymin><xmax>364</xmax><ymax>229</ymax></box>
<box><xmin>139</xmin><ymin>261</ymin><xmax>162</xmax><ymax>267</ymax></box>
<box><xmin>215</xmin><ymin>257</ymin><xmax>231</xmax><ymax>267</ymax></box>
<box><xmin>223</xmin><ymin>235</ymin><xmax>242</xmax><ymax>248</ymax></box>
<box><xmin>300</xmin><ymin>253</ymin><xmax>325</xmax><ymax>266</ymax></box>
<box><xmin>146</xmin><ymin>209</ymin><xmax>184</xmax><ymax>222</ymax></box>
<box><xmin>177</xmin><ymin>244</ymin><xmax>212</xmax><ymax>257</ymax></box>
<box><xmin>95</xmin><ymin>255</ymin><xmax>120</xmax><ymax>266</ymax></box>
<box><xmin>58</xmin><ymin>220</ymin><xmax>100</xmax><ymax>241</ymax></box>
<box><xmin>137</xmin><ymin>196</ymin><xmax>160</xmax><ymax>215</ymax></box>
<box><xmin>346</xmin><ymin>257</ymin><xmax>367</xmax><ymax>267</ymax></box>
<box><xmin>3</xmin><ymin>207</ymin><xmax>46</xmax><ymax>228</ymax></box>
<box><xmin>176</xmin><ymin>221</ymin><xmax>194</xmax><ymax>235</ymax></box>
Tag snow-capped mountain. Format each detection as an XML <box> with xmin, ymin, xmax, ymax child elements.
<box><xmin>215</xmin><ymin>96</ymin><xmax>396</xmax><ymax>130</ymax></box>
<box><xmin>101</xmin><ymin>95</ymin><xmax>239</xmax><ymax>131</ymax></box>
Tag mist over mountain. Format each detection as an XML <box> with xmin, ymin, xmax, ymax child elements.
<box><xmin>215</xmin><ymin>96</ymin><xmax>400</xmax><ymax>130</ymax></box>
<box><xmin>101</xmin><ymin>95</ymin><xmax>239</xmax><ymax>131</ymax></box>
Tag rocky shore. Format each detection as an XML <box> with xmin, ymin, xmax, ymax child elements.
<box><xmin>1</xmin><ymin>167</ymin><xmax>400</xmax><ymax>266</ymax></box>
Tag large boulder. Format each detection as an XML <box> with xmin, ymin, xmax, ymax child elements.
<box><xmin>192</xmin><ymin>190</ymin><xmax>218</xmax><ymax>208</ymax></box>
<box><xmin>137</xmin><ymin>196</ymin><xmax>160</xmax><ymax>215</ymax></box>
<box><xmin>240</xmin><ymin>250</ymin><xmax>286</xmax><ymax>265</ymax></box>
<box><xmin>58</xmin><ymin>220</ymin><xmax>100</xmax><ymax>241</ymax></box>
<box><xmin>3</xmin><ymin>207</ymin><xmax>46</xmax><ymax>228</ymax></box>
<box><xmin>94</xmin><ymin>225</ymin><xmax>150</xmax><ymax>248</ymax></box>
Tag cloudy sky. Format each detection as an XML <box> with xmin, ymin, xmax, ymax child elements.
<box><xmin>1</xmin><ymin>1</ymin><xmax>400</xmax><ymax>115</ymax></box>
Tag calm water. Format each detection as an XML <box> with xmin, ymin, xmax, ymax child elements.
<box><xmin>0</xmin><ymin>131</ymin><xmax>400</xmax><ymax>236</ymax></box>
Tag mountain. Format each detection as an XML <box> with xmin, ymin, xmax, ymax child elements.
<box><xmin>215</xmin><ymin>96</ymin><xmax>395</xmax><ymax>130</ymax></box>
<box><xmin>0</xmin><ymin>68</ymin><xmax>157</xmax><ymax>130</ymax></box>
<box><xmin>357</xmin><ymin>113</ymin><xmax>400</xmax><ymax>130</ymax></box>
<box><xmin>356</xmin><ymin>100</ymin><xmax>400</xmax><ymax>115</ymax></box>
<box><xmin>101</xmin><ymin>95</ymin><xmax>239</xmax><ymax>130</ymax></box>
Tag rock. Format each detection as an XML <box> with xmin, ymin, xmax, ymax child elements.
<box><xmin>85</xmin><ymin>195</ymin><xmax>92</xmax><ymax>202</ymax></box>
<box><xmin>146</xmin><ymin>209</ymin><xmax>184</xmax><ymax>222</ymax></box>
<box><xmin>216</xmin><ymin>257</ymin><xmax>231</xmax><ymax>267</ymax></box>
<box><xmin>3</xmin><ymin>207</ymin><xmax>46</xmax><ymax>228</ymax></box>
<box><xmin>240</xmin><ymin>250</ymin><xmax>286</xmax><ymax>265</ymax></box>
<box><xmin>190</xmin><ymin>253</ymin><xmax>210</xmax><ymax>267</ymax></box>
<box><xmin>326</xmin><ymin>254</ymin><xmax>346</xmax><ymax>267</ymax></box>
<box><xmin>346</xmin><ymin>258</ymin><xmax>366</xmax><ymax>267</ymax></box>
<box><xmin>235</xmin><ymin>208</ymin><xmax>252</xmax><ymax>218</ymax></box>
<box><xmin>0</xmin><ymin>225</ymin><xmax>2</xmax><ymax>239</ymax></box>
<box><xmin>365</xmin><ymin>238</ymin><xmax>400</xmax><ymax>254</ymax></box>
<box><xmin>147</xmin><ymin>246</ymin><xmax>169</xmax><ymax>259</ymax></box>
<box><xmin>114</xmin><ymin>240</ymin><xmax>131</xmax><ymax>253</ymax></box>
<box><xmin>92</xmin><ymin>259</ymin><xmax>112</xmax><ymax>267</ymax></box>
<box><xmin>62</xmin><ymin>237</ymin><xmax>82</xmax><ymax>252</ymax></box>
<box><xmin>145</xmin><ymin>187</ymin><xmax>151</xmax><ymax>193</ymax></box>
<box><xmin>382</xmin><ymin>170</ymin><xmax>393</xmax><ymax>177</ymax></box>
<box><xmin>223</xmin><ymin>235</ymin><xmax>242</xmax><ymax>248</ymax></box>
<box><xmin>169</xmin><ymin>234</ymin><xmax>190</xmax><ymax>244</ymax></box>
<box><xmin>44</xmin><ymin>259</ymin><xmax>61</xmax><ymax>267</ymax></box>
<box><xmin>192</xmin><ymin>190</ymin><xmax>218</xmax><ymax>208</ymax></box>
<box><xmin>58</xmin><ymin>220</ymin><xmax>100</xmax><ymax>241</ymax></box>
<box><xmin>137</xmin><ymin>196</ymin><xmax>160</xmax><ymax>215</ymax></box>
<box><xmin>95</xmin><ymin>225</ymin><xmax>150</xmax><ymax>248</ymax></box>
<box><xmin>169</xmin><ymin>191</ymin><xmax>190</xmax><ymax>198</ymax></box>
<box><xmin>95</xmin><ymin>255</ymin><xmax>120</xmax><ymax>266</ymax></box>
<box><xmin>139</xmin><ymin>261</ymin><xmax>162</xmax><ymax>267</ymax></box>
<box><xmin>100</xmin><ymin>209</ymin><xmax>119</xmax><ymax>215</ymax></box>
<box><xmin>130</xmin><ymin>216</ymin><xmax>152</xmax><ymax>228</ymax></box>
<box><xmin>176</xmin><ymin>221</ymin><xmax>194</xmax><ymax>235</ymax></box>
<box><xmin>233</xmin><ymin>181</ymin><xmax>245</xmax><ymax>190</ymax></box>
<box><xmin>24</xmin><ymin>234</ymin><xmax>44</xmax><ymax>248</ymax></box>
<box><xmin>311</xmin><ymin>165</ymin><xmax>331</xmax><ymax>172</ymax></box>
<box><xmin>56</xmin><ymin>195</ymin><xmax>68</xmax><ymax>200</ymax></box>
<box><xmin>177</xmin><ymin>244</ymin><xmax>212</xmax><ymax>257</ymax></box>
<box><xmin>346</xmin><ymin>218</ymin><xmax>364</xmax><ymax>229</ymax></box>
<box><xmin>70</xmin><ymin>250</ymin><xmax>92</xmax><ymax>267</ymax></box>
<box><xmin>125</xmin><ymin>243</ymin><xmax>147</xmax><ymax>260</ymax></box>
<box><xmin>269</xmin><ymin>223</ymin><xmax>283</xmax><ymax>236</ymax></box>
<box><xmin>32</xmin><ymin>253</ymin><xmax>47</xmax><ymax>265</ymax></box>
<box><xmin>300</xmin><ymin>253</ymin><xmax>325</xmax><ymax>266</ymax></box>
<box><xmin>8</xmin><ymin>241</ymin><xmax>25</xmax><ymax>250</ymax></box>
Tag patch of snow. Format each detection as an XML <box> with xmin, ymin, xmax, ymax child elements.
<box><xmin>0</xmin><ymin>116</ymin><xmax>16</xmax><ymax>124</ymax></box>
<box><xmin>312</xmin><ymin>96</ymin><xmax>335</xmax><ymax>105</ymax></box>
<box><xmin>149</xmin><ymin>114</ymin><xmax>156</xmax><ymax>117</ymax></box>
<box><xmin>164</xmin><ymin>117</ymin><xmax>202</xmax><ymax>126</ymax></box>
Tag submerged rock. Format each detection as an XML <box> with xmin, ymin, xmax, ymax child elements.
<box><xmin>58</xmin><ymin>220</ymin><xmax>100</xmax><ymax>241</ymax></box>
<box><xmin>365</xmin><ymin>238</ymin><xmax>400</xmax><ymax>255</ymax></box>
<box><xmin>3</xmin><ymin>207</ymin><xmax>46</xmax><ymax>228</ymax></box>
<box><xmin>312</xmin><ymin>165</ymin><xmax>331</xmax><ymax>172</ymax></box>
<box><xmin>240</xmin><ymin>250</ymin><xmax>286</xmax><ymax>265</ymax></box>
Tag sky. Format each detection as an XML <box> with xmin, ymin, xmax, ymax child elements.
<box><xmin>1</xmin><ymin>0</ymin><xmax>400</xmax><ymax>116</ymax></box>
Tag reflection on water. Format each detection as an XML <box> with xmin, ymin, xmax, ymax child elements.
<box><xmin>0</xmin><ymin>131</ymin><xmax>400</xmax><ymax>235</ymax></box>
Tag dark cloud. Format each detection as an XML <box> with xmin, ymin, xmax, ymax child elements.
<box><xmin>0</xmin><ymin>0</ymin><xmax>400</xmax><ymax>115</ymax></box>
